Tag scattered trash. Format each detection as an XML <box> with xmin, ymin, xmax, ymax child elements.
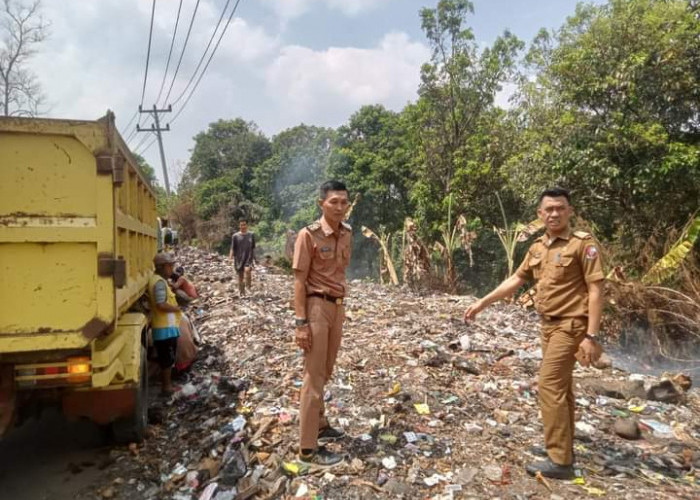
<box><xmin>83</xmin><ymin>246</ymin><xmax>700</xmax><ymax>499</ymax></box>
<box><xmin>481</xmin><ymin>464</ymin><xmax>502</xmax><ymax>483</ymax></box>
<box><xmin>613</xmin><ymin>418</ymin><xmax>641</xmax><ymax>440</ymax></box>
<box><xmin>647</xmin><ymin>380</ymin><xmax>683</xmax><ymax>404</ymax></box>
<box><xmin>382</xmin><ymin>456</ymin><xmax>397</xmax><ymax>470</ymax></box>
<box><xmin>639</xmin><ymin>419</ymin><xmax>674</xmax><ymax>438</ymax></box>
<box><xmin>414</xmin><ymin>403</ymin><xmax>431</xmax><ymax>415</ymax></box>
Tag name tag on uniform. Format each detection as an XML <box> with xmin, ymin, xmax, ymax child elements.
<box><xmin>320</xmin><ymin>246</ymin><xmax>332</xmax><ymax>253</ymax></box>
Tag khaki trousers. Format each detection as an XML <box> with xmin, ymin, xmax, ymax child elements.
<box><xmin>299</xmin><ymin>297</ymin><xmax>344</xmax><ymax>450</ymax></box>
<box><xmin>237</xmin><ymin>266</ymin><xmax>252</xmax><ymax>295</ymax></box>
<box><xmin>539</xmin><ymin>317</ymin><xmax>587</xmax><ymax>465</ymax></box>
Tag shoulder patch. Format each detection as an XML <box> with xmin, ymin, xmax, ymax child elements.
<box><xmin>573</xmin><ymin>231</ymin><xmax>591</xmax><ymax>239</ymax></box>
<box><xmin>341</xmin><ymin>221</ymin><xmax>352</xmax><ymax>231</ymax></box>
<box><xmin>307</xmin><ymin>221</ymin><xmax>322</xmax><ymax>232</ymax></box>
<box><xmin>584</xmin><ymin>245</ymin><xmax>599</xmax><ymax>260</ymax></box>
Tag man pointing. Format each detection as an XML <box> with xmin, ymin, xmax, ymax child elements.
<box><xmin>464</xmin><ymin>187</ymin><xmax>604</xmax><ymax>479</ymax></box>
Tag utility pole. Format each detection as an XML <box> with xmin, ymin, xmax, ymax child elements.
<box><xmin>137</xmin><ymin>104</ymin><xmax>172</xmax><ymax>195</ymax></box>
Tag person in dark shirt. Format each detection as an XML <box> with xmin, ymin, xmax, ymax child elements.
<box><xmin>229</xmin><ymin>219</ymin><xmax>256</xmax><ymax>296</ymax></box>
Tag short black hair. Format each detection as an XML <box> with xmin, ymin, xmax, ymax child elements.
<box><xmin>320</xmin><ymin>180</ymin><xmax>348</xmax><ymax>199</ymax></box>
<box><xmin>239</xmin><ymin>219</ymin><xmax>248</xmax><ymax>224</ymax></box>
<box><xmin>538</xmin><ymin>187</ymin><xmax>571</xmax><ymax>205</ymax></box>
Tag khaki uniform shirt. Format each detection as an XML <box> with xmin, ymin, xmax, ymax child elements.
<box><xmin>293</xmin><ymin>218</ymin><xmax>352</xmax><ymax>298</ymax></box>
<box><xmin>515</xmin><ymin>229</ymin><xmax>604</xmax><ymax>318</ymax></box>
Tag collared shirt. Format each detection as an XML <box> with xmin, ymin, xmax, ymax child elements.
<box><xmin>515</xmin><ymin>228</ymin><xmax>604</xmax><ymax>318</ymax></box>
<box><xmin>292</xmin><ymin>217</ymin><xmax>352</xmax><ymax>297</ymax></box>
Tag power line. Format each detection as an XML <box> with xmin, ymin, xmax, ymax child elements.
<box><xmin>154</xmin><ymin>0</ymin><xmax>184</xmax><ymax>106</ymax></box>
<box><xmin>172</xmin><ymin>0</ymin><xmax>243</xmax><ymax>124</ymax></box>
<box><xmin>137</xmin><ymin>136</ymin><xmax>158</xmax><ymax>156</ymax></box>
<box><xmin>137</xmin><ymin>105</ymin><xmax>173</xmax><ymax>194</ymax></box>
<box><xmin>140</xmin><ymin>0</ymin><xmax>157</xmax><ymax>108</ymax></box>
<box><xmin>121</xmin><ymin>110</ymin><xmax>138</xmax><ymax>137</ymax></box>
<box><xmin>169</xmin><ymin>0</ymin><xmax>232</xmax><ymax>107</ymax></box>
<box><xmin>126</xmin><ymin>0</ymin><xmax>158</xmax><ymax>147</ymax></box>
<box><xmin>162</xmin><ymin>0</ymin><xmax>202</xmax><ymax>106</ymax></box>
<box><xmin>133</xmin><ymin>130</ymin><xmax>153</xmax><ymax>154</ymax></box>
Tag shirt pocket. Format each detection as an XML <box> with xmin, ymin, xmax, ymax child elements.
<box><xmin>315</xmin><ymin>245</ymin><xmax>336</xmax><ymax>266</ymax></box>
<box><xmin>529</xmin><ymin>255</ymin><xmax>543</xmax><ymax>279</ymax></box>
<box><xmin>554</xmin><ymin>254</ymin><xmax>576</xmax><ymax>279</ymax></box>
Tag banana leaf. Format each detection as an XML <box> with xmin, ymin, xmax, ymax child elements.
<box><xmin>362</xmin><ymin>226</ymin><xmax>399</xmax><ymax>286</ymax></box>
<box><xmin>642</xmin><ymin>214</ymin><xmax>700</xmax><ymax>285</ymax></box>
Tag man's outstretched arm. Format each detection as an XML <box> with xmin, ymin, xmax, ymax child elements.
<box><xmin>464</xmin><ymin>274</ymin><xmax>527</xmax><ymax>321</ymax></box>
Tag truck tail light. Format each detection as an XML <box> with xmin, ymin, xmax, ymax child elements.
<box><xmin>67</xmin><ymin>357</ymin><xmax>91</xmax><ymax>384</ymax></box>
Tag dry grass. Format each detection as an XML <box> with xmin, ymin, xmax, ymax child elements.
<box><xmin>608</xmin><ymin>255</ymin><xmax>700</xmax><ymax>363</ymax></box>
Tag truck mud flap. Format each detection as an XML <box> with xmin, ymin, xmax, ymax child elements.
<box><xmin>62</xmin><ymin>386</ymin><xmax>136</xmax><ymax>425</ymax></box>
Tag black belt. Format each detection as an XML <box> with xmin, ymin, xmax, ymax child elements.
<box><xmin>541</xmin><ymin>315</ymin><xmax>563</xmax><ymax>322</ymax></box>
<box><xmin>307</xmin><ymin>293</ymin><xmax>344</xmax><ymax>305</ymax></box>
<box><xmin>541</xmin><ymin>315</ymin><xmax>586</xmax><ymax>322</ymax></box>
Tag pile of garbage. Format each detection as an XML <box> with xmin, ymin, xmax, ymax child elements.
<box><xmin>90</xmin><ymin>247</ymin><xmax>700</xmax><ymax>499</ymax></box>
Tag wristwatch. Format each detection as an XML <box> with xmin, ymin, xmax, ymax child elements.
<box><xmin>584</xmin><ymin>333</ymin><xmax>598</xmax><ymax>341</ymax></box>
<box><xmin>295</xmin><ymin>318</ymin><xmax>309</xmax><ymax>327</ymax></box>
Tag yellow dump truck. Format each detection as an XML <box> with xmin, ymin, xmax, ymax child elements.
<box><xmin>0</xmin><ymin>112</ymin><xmax>157</xmax><ymax>442</ymax></box>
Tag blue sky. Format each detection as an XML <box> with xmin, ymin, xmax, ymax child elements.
<box><xmin>28</xmin><ymin>0</ymin><xmax>602</xmax><ymax>187</ymax></box>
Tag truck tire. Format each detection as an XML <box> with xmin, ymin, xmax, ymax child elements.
<box><xmin>112</xmin><ymin>347</ymin><xmax>149</xmax><ymax>444</ymax></box>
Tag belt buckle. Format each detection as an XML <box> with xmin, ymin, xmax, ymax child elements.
<box><xmin>335</xmin><ymin>297</ymin><xmax>343</xmax><ymax>305</ymax></box>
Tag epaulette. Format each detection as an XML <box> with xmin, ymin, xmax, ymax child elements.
<box><xmin>573</xmin><ymin>231</ymin><xmax>591</xmax><ymax>239</ymax></box>
<box><xmin>341</xmin><ymin>221</ymin><xmax>352</xmax><ymax>231</ymax></box>
<box><xmin>306</xmin><ymin>221</ymin><xmax>322</xmax><ymax>232</ymax></box>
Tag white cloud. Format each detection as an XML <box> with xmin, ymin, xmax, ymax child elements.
<box><xmin>264</xmin><ymin>32</ymin><xmax>428</xmax><ymax>126</ymax></box>
<box><xmin>20</xmin><ymin>0</ymin><xmax>426</xmax><ymax>187</ymax></box>
<box><xmin>216</xmin><ymin>18</ymin><xmax>279</xmax><ymax>62</ymax></box>
<box><xmin>261</xmin><ymin>0</ymin><xmax>392</xmax><ymax>19</ymax></box>
<box><xmin>326</xmin><ymin>0</ymin><xmax>392</xmax><ymax>16</ymax></box>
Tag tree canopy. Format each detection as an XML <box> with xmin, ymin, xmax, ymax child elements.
<box><xmin>167</xmin><ymin>0</ymin><xmax>700</xmax><ymax>290</ymax></box>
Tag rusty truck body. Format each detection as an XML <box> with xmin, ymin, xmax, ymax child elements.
<box><xmin>0</xmin><ymin>112</ymin><xmax>157</xmax><ymax>442</ymax></box>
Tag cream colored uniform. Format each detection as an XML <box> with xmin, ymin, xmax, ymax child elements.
<box><xmin>293</xmin><ymin>217</ymin><xmax>352</xmax><ymax>450</ymax></box>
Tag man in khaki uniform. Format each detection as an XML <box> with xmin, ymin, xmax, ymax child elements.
<box><xmin>293</xmin><ymin>180</ymin><xmax>352</xmax><ymax>467</ymax></box>
<box><xmin>464</xmin><ymin>187</ymin><xmax>604</xmax><ymax>479</ymax></box>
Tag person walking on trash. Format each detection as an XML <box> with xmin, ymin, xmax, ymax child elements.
<box><xmin>292</xmin><ymin>180</ymin><xmax>352</xmax><ymax>467</ymax></box>
<box><xmin>229</xmin><ymin>219</ymin><xmax>256</xmax><ymax>297</ymax></box>
<box><xmin>464</xmin><ymin>187</ymin><xmax>604</xmax><ymax>480</ymax></box>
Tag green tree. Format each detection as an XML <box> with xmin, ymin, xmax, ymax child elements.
<box><xmin>509</xmin><ymin>0</ymin><xmax>700</xmax><ymax>242</ymax></box>
<box><xmin>133</xmin><ymin>153</ymin><xmax>157</xmax><ymax>186</ymax></box>
<box><xmin>186</xmin><ymin>118</ymin><xmax>271</xmax><ymax>186</ymax></box>
<box><xmin>330</xmin><ymin>105</ymin><xmax>414</xmax><ymax>233</ymax></box>
<box><xmin>252</xmin><ymin>124</ymin><xmax>334</xmax><ymax>228</ymax></box>
<box><xmin>328</xmin><ymin>105</ymin><xmax>415</xmax><ymax>277</ymax></box>
<box><xmin>411</xmin><ymin>0</ymin><xmax>524</xmax><ymax>234</ymax></box>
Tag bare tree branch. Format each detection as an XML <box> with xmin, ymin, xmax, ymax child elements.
<box><xmin>0</xmin><ymin>0</ymin><xmax>48</xmax><ymax>116</ymax></box>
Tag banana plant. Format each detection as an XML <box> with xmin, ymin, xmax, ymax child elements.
<box><xmin>362</xmin><ymin>226</ymin><xmax>399</xmax><ymax>286</ymax></box>
<box><xmin>642</xmin><ymin>213</ymin><xmax>700</xmax><ymax>285</ymax></box>
<box><xmin>493</xmin><ymin>192</ymin><xmax>543</xmax><ymax>277</ymax></box>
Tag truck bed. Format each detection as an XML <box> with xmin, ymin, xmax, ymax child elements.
<box><xmin>0</xmin><ymin>113</ymin><xmax>157</xmax><ymax>354</ymax></box>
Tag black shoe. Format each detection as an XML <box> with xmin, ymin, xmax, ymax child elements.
<box><xmin>527</xmin><ymin>445</ymin><xmax>548</xmax><ymax>458</ymax></box>
<box><xmin>318</xmin><ymin>426</ymin><xmax>345</xmax><ymax>444</ymax></box>
<box><xmin>526</xmin><ymin>459</ymin><xmax>575</xmax><ymax>480</ymax></box>
<box><xmin>527</xmin><ymin>445</ymin><xmax>576</xmax><ymax>461</ymax></box>
<box><xmin>299</xmin><ymin>447</ymin><xmax>344</xmax><ymax>468</ymax></box>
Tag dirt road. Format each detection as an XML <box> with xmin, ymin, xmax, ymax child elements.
<box><xmin>0</xmin><ymin>409</ymin><xmax>111</xmax><ymax>500</ymax></box>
